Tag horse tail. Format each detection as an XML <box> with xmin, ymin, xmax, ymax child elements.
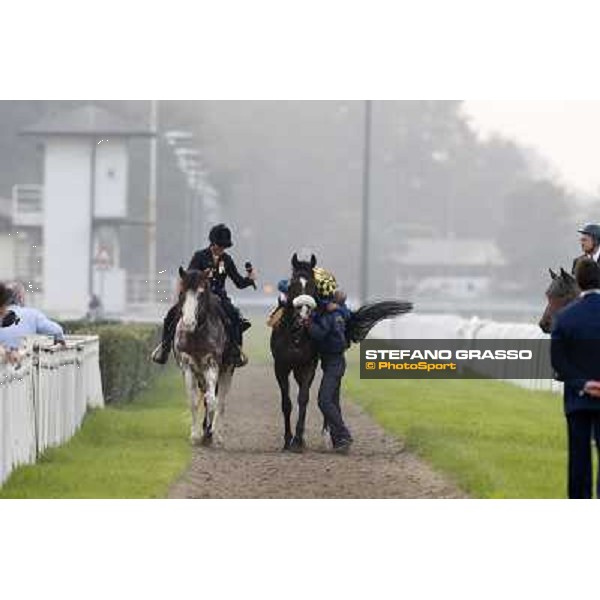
<box><xmin>347</xmin><ymin>300</ymin><xmax>413</xmax><ymax>344</ymax></box>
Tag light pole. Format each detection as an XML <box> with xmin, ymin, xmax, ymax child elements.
<box><xmin>165</xmin><ymin>131</ymin><xmax>217</xmax><ymax>259</ymax></box>
<box><xmin>188</xmin><ymin>168</ymin><xmax>208</xmax><ymax>243</ymax></box>
<box><xmin>360</xmin><ymin>100</ymin><xmax>373</xmax><ymax>304</ymax></box>
<box><xmin>175</xmin><ymin>148</ymin><xmax>200</xmax><ymax>256</ymax></box>
<box><xmin>165</xmin><ymin>132</ymin><xmax>197</xmax><ymax>259</ymax></box>
<box><xmin>148</xmin><ymin>100</ymin><xmax>158</xmax><ymax>300</ymax></box>
<box><xmin>88</xmin><ymin>137</ymin><xmax>98</xmax><ymax>301</ymax></box>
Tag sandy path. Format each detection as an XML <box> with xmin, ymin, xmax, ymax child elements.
<box><xmin>168</xmin><ymin>363</ymin><xmax>465</xmax><ymax>499</ymax></box>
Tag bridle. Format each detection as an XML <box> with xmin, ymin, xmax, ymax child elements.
<box><xmin>286</xmin><ymin>269</ymin><xmax>317</xmax><ymax>344</ymax></box>
<box><xmin>180</xmin><ymin>270</ymin><xmax>212</xmax><ymax>332</ymax></box>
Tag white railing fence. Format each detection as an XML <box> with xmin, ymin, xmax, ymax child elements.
<box><xmin>0</xmin><ymin>335</ymin><xmax>104</xmax><ymax>487</ymax></box>
<box><xmin>369</xmin><ymin>313</ymin><xmax>562</xmax><ymax>394</ymax></box>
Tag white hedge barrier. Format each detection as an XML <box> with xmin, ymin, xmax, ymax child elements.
<box><xmin>369</xmin><ymin>313</ymin><xmax>562</xmax><ymax>394</ymax></box>
<box><xmin>0</xmin><ymin>335</ymin><xmax>104</xmax><ymax>487</ymax></box>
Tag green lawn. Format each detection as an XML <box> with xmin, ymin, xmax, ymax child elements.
<box><xmin>343</xmin><ymin>347</ymin><xmax>568</xmax><ymax>498</ymax></box>
<box><xmin>243</xmin><ymin>309</ymin><xmax>272</xmax><ymax>365</ymax></box>
<box><xmin>0</xmin><ymin>367</ymin><xmax>191</xmax><ymax>499</ymax></box>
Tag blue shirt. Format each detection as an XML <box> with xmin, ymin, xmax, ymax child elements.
<box><xmin>0</xmin><ymin>305</ymin><xmax>65</xmax><ymax>350</ymax></box>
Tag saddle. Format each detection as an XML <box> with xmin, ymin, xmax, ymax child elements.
<box><xmin>267</xmin><ymin>306</ymin><xmax>285</xmax><ymax>328</ymax></box>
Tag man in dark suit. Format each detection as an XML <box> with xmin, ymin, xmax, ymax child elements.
<box><xmin>571</xmin><ymin>223</ymin><xmax>600</xmax><ymax>275</ymax></box>
<box><xmin>551</xmin><ymin>258</ymin><xmax>600</xmax><ymax>498</ymax></box>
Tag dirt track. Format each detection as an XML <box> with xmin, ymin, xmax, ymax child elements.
<box><xmin>168</xmin><ymin>363</ymin><xmax>465</xmax><ymax>499</ymax></box>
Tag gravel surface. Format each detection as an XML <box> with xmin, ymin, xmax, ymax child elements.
<box><xmin>168</xmin><ymin>363</ymin><xmax>465</xmax><ymax>498</ymax></box>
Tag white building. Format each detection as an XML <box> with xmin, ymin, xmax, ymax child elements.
<box><xmin>20</xmin><ymin>105</ymin><xmax>154</xmax><ymax>317</ymax></box>
<box><xmin>392</xmin><ymin>237</ymin><xmax>507</xmax><ymax>299</ymax></box>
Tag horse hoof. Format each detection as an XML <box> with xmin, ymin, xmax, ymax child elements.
<box><xmin>201</xmin><ymin>432</ymin><xmax>214</xmax><ymax>446</ymax></box>
<box><xmin>190</xmin><ymin>434</ymin><xmax>203</xmax><ymax>446</ymax></box>
<box><xmin>289</xmin><ymin>437</ymin><xmax>305</xmax><ymax>453</ymax></box>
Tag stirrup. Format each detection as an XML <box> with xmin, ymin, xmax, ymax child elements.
<box><xmin>229</xmin><ymin>347</ymin><xmax>248</xmax><ymax>368</ymax></box>
<box><xmin>232</xmin><ymin>349</ymin><xmax>248</xmax><ymax>368</ymax></box>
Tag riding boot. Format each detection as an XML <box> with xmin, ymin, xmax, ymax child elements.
<box><xmin>233</xmin><ymin>314</ymin><xmax>249</xmax><ymax>367</ymax></box>
<box><xmin>218</xmin><ymin>295</ymin><xmax>248</xmax><ymax>368</ymax></box>
<box><xmin>229</xmin><ymin>343</ymin><xmax>248</xmax><ymax>368</ymax></box>
<box><xmin>226</xmin><ymin>319</ymin><xmax>248</xmax><ymax>367</ymax></box>
<box><xmin>151</xmin><ymin>304</ymin><xmax>180</xmax><ymax>364</ymax></box>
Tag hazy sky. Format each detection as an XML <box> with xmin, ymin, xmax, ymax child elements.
<box><xmin>463</xmin><ymin>101</ymin><xmax>600</xmax><ymax>196</ymax></box>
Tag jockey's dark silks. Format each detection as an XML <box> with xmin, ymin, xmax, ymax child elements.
<box><xmin>187</xmin><ymin>247</ymin><xmax>254</xmax><ymax>349</ymax></box>
<box><xmin>188</xmin><ymin>248</ymin><xmax>254</xmax><ymax>295</ymax></box>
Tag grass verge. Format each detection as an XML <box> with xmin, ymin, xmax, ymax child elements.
<box><xmin>344</xmin><ymin>348</ymin><xmax>567</xmax><ymax>498</ymax></box>
<box><xmin>0</xmin><ymin>367</ymin><xmax>191</xmax><ymax>499</ymax></box>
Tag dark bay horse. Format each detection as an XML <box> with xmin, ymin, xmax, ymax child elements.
<box><xmin>174</xmin><ymin>266</ymin><xmax>235</xmax><ymax>445</ymax></box>
<box><xmin>271</xmin><ymin>253</ymin><xmax>319</xmax><ymax>451</ymax></box>
<box><xmin>539</xmin><ymin>268</ymin><xmax>579</xmax><ymax>333</ymax></box>
<box><xmin>270</xmin><ymin>252</ymin><xmax>414</xmax><ymax>451</ymax></box>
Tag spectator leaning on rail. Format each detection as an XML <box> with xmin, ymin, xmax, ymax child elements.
<box><xmin>550</xmin><ymin>258</ymin><xmax>600</xmax><ymax>499</ymax></box>
<box><xmin>0</xmin><ymin>283</ymin><xmax>19</xmax><ymax>364</ymax></box>
<box><xmin>0</xmin><ymin>281</ymin><xmax>65</xmax><ymax>350</ymax></box>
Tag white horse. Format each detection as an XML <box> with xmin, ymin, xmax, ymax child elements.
<box><xmin>173</xmin><ymin>267</ymin><xmax>235</xmax><ymax>445</ymax></box>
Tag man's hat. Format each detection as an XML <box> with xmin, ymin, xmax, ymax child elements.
<box><xmin>209</xmin><ymin>224</ymin><xmax>233</xmax><ymax>248</ymax></box>
<box><xmin>578</xmin><ymin>223</ymin><xmax>600</xmax><ymax>242</ymax></box>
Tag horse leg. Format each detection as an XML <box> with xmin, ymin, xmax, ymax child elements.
<box><xmin>275</xmin><ymin>362</ymin><xmax>293</xmax><ymax>450</ymax></box>
<box><xmin>184</xmin><ymin>366</ymin><xmax>202</xmax><ymax>445</ymax></box>
<box><xmin>290</xmin><ymin>363</ymin><xmax>316</xmax><ymax>452</ymax></box>
<box><xmin>202</xmin><ymin>361</ymin><xmax>219</xmax><ymax>445</ymax></box>
<box><xmin>213</xmin><ymin>366</ymin><xmax>234</xmax><ymax>444</ymax></box>
<box><xmin>217</xmin><ymin>365</ymin><xmax>234</xmax><ymax>418</ymax></box>
<box><xmin>321</xmin><ymin>416</ymin><xmax>331</xmax><ymax>448</ymax></box>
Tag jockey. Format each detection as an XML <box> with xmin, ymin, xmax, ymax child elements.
<box><xmin>151</xmin><ymin>223</ymin><xmax>257</xmax><ymax>367</ymax></box>
<box><xmin>572</xmin><ymin>223</ymin><xmax>600</xmax><ymax>274</ymax></box>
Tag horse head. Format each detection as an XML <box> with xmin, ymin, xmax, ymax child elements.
<box><xmin>288</xmin><ymin>252</ymin><xmax>318</xmax><ymax>324</ymax></box>
<box><xmin>539</xmin><ymin>267</ymin><xmax>579</xmax><ymax>333</ymax></box>
<box><xmin>178</xmin><ymin>266</ymin><xmax>212</xmax><ymax>332</ymax></box>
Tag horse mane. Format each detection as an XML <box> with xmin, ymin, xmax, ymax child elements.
<box><xmin>180</xmin><ymin>269</ymin><xmax>223</xmax><ymax>323</ymax></box>
<box><xmin>547</xmin><ymin>267</ymin><xmax>579</xmax><ymax>298</ymax></box>
<box><xmin>205</xmin><ymin>287</ymin><xmax>221</xmax><ymax>311</ymax></box>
